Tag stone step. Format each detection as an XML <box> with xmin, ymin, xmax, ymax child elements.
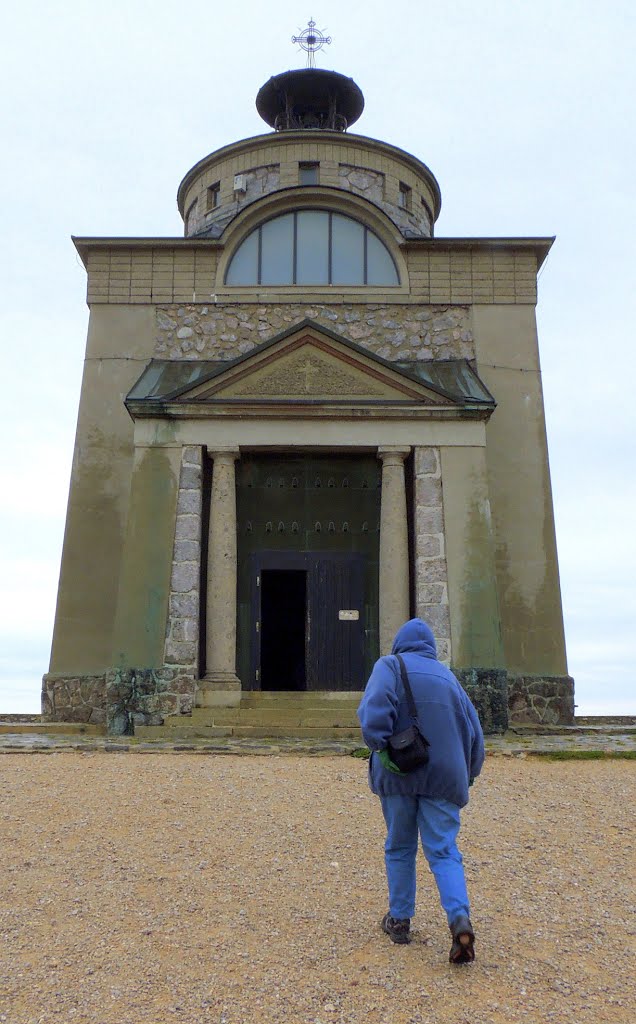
<box><xmin>0</xmin><ymin>722</ymin><xmax>106</xmax><ymax>736</ymax></box>
<box><xmin>235</xmin><ymin>690</ymin><xmax>362</xmax><ymax>705</ymax></box>
<box><xmin>135</xmin><ymin>723</ymin><xmax>364</xmax><ymax>741</ymax></box>
<box><xmin>185</xmin><ymin>708</ymin><xmax>359</xmax><ymax>727</ymax></box>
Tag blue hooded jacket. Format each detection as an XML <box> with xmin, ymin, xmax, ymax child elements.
<box><xmin>357</xmin><ymin>619</ymin><xmax>485</xmax><ymax>807</ymax></box>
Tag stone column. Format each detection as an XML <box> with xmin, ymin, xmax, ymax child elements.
<box><xmin>378</xmin><ymin>447</ymin><xmax>411</xmax><ymax>654</ymax></box>
<box><xmin>198</xmin><ymin>448</ymin><xmax>241</xmax><ymax>707</ymax></box>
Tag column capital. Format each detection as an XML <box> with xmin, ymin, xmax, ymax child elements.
<box><xmin>206</xmin><ymin>447</ymin><xmax>240</xmax><ymax>461</ymax></box>
<box><xmin>377</xmin><ymin>446</ymin><xmax>411</xmax><ymax>463</ymax></box>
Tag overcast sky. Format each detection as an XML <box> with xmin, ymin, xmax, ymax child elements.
<box><xmin>1</xmin><ymin>0</ymin><xmax>634</xmax><ymax>715</ymax></box>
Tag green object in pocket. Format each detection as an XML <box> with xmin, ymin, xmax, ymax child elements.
<box><xmin>378</xmin><ymin>748</ymin><xmax>404</xmax><ymax>774</ymax></box>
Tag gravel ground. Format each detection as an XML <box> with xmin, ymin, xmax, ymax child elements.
<box><xmin>0</xmin><ymin>754</ymin><xmax>634</xmax><ymax>1024</ymax></box>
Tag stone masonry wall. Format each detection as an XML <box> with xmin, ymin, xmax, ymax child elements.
<box><xmin>508</xmin><ymin>674</ymin><xmax>575</xmax><ymax>725</ymax></box>
<box><xmin>155</xmin><ymin>303</ymin><xmax>474</xmax><ymax>362</ymax></box>
<box><xmin>162</xmin><ymin>444</ymin><xmax>204</xmax><ymax>710</ymax></box>
<box><xmin>42</xmin><ymin>674</ymin><xmax>108</xmax><ymax>724</ymax></box>
<box><xmin>189</xmin><ymin>164</ymin><xmax>281</xmax><ymax>238</ymax></box>
<box><xmin>337</xmin><ymin>165</ymin><xmax>433</xmax><ymax>238</ymax></box>
<box><xmin>413</xmin><ymin>447</ymin><xmax>451</xmax><ymax>664</ymax></box>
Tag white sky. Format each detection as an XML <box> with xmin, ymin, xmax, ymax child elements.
<box><xmin>1</xmin><ymin>0</ymin><xmax>634</xmax><ymax>715</ymax></box>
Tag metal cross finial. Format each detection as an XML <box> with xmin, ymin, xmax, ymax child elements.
<box><xmin>292</xmin><ymin>17</ymin><xmax>332</xmax><ymax>68</ymax></box>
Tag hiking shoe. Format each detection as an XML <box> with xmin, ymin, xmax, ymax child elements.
<box><xmin>449</xmin><ymin>915</ymin><xmax>475</xmax><ymax>964</ymax></box>
<box><xmin>381</xmin><ymin>912</ymin><xmax>411</xmax><ymax>944</ymax></box>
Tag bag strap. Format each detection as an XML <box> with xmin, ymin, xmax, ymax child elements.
<box><xmin>395</xmin><ymin>654</ymin><xmax>418</xmax><ymax>724</ymax></box>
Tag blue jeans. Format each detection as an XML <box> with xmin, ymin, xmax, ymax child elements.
<box><xmin>380</xmin><ymin>794</ymin><xmax>470</xmax><ymax>925</ymax></box>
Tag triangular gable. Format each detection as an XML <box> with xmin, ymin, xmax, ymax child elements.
<box><xmin>168</xmin><ymin>320</ymin><xmax>458</xmax><ymax>407</ymax></box>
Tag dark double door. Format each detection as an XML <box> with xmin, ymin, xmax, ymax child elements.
<box><xmin>252</xmin><ymin>551</ymin><xmax>365</xmax><ymax>691</ymax></box>
<box><xmin>236</xmin><ymin>454</ymin><xmax>381</xmax><ymax>691</ymax></box>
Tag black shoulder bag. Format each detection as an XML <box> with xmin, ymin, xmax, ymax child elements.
<box><xmin>387</xmin><ymin>654</ymin><xmax>430</xmax><ymax>772</ymax></box>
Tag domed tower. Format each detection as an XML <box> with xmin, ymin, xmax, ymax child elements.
<box><xmin>46</xmin><ymin>27</ymin><xmax>572</xmax><ymax>735</ymax></box>
<box><xmin>177</xmin><ymin>60</ymin><xmax>440</xmax><ymax>244</ymax></box>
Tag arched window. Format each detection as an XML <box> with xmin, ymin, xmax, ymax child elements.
<box><xmin>225</xmin><ymin>210</ymin><xmax>399</xmax><ymax>286</ymax></box>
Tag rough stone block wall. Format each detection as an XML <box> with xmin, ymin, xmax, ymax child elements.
<box><xmin>41</xmin><ymin>674</ymin><xmax>108</xmax><ymax>724</ymax></box>
<box><xmin>413</xmin><ymin>447</ymin><xmax>452</xmax><ymax>665</ymax></box>
<box><xmin>104</xmin><ymin>668</ymin><xmax>198</xmax><ymax>734</ymax></box>
<box><xmin>159</xmin><ymin>443</ymin><xmax>204</xmax><ymax>719</ymax></box>
<box><xmin>508</xmin><ymin>674</ymin><xmax>575</xmax><ymax>725</ymax></box>
<box><xmin>189</xmin><ymin>164</ymin><xmax>281</xmax><ymax>238</ymax></box>
<box><xmin>155</xmin><ymin>303</ymin><xmax>474</xmax><ymax>363</ymax></box>
<box><xmin>338</xmin><ymin>164</ymin><xmax>385</xmax><ymax>203</ymax></box>
<box><xmin>454</xmin><ymin>668</ymin><xmax>509</xmax><ymax>734</ymax></box>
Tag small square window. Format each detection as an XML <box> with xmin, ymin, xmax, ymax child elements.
<box><xmin>398</xmin><ymin>182</ymin><xmax>411</xmax><ymax>210</ymax></box>
<box><xmin>299</xmin><ymin>162</ymin><xmax>319</xmax><ymax>186</ymax></box>
<box><xmin>207</xmin><ymin>181</ymin><xmax>221</xmax><ymax>211</ymax></box>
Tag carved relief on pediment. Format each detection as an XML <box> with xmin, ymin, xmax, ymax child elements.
<box><xmin>230</xmin><ymin>351</ymin><xmax>386</xmax><ymax>398</ymax></box>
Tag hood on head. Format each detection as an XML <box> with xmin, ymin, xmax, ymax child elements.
<box><xmin>391</xmin><ymin>618</ymin><xmax>437</xmax><ymax>659</ymax></box>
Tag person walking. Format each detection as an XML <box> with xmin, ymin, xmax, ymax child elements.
<box><xmin>357</xmin><ymin>617</ymin><xmax>484</xmax><ymax>963</ymax></box>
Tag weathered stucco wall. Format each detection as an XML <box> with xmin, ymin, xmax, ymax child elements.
<box><xmin>110</xmin><ymin>445</ymin><xmax>181</xmax><ymax>668</ymax></box>
<box><xmin>471</xmin><ymin>304</ymin><xmax>568</xmax><ymax>677</ymax></box>
<box><xmin>440</xmin><ymin>445</ymin><xmax>504</xmax><ymax>669</ymax></box>
<box><xmin>48</xmin><ymin>306</ymin><xmax>157</xmax><ymax>676</ymax></box>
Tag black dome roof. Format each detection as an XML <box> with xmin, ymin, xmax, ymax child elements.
<box><xmin>256</xmin><ymin>69</ymin><xmax>364</xmax><ymax>132</ymax></box>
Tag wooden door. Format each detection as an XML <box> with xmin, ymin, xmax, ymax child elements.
<box><xmin>307</xmin><ymin>553</ymin><xmax>365</xmax><ymax>690</ymax></box>
<box><xmin>251</xmin><ymin>551</ymin><xmax>365</xmax><ymax>691</ymax></box>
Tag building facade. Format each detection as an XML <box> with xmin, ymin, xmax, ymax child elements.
<box><xmin>43</xmin><ymin>66</ymin><xmax>574</xmax><ymax>733</ymax></box>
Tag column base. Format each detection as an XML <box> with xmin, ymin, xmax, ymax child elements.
<box><xmin>196</xmin><ymin>673</ymin><xmax>242</xmax><ymax>708</ymax></box>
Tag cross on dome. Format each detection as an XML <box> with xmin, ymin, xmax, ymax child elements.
<box><xmin>292</xmin><ymin>17</ymin><xmax>332</xmax><ymax>67</ymax></box>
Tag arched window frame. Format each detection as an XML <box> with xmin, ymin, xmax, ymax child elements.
<box><xmin>224</xmin><ymin>208</ymin><xmax>400</xmax><ymax>287</ymax></box>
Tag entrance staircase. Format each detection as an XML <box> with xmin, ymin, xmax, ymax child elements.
<box><xmin>135</xmin><ymin>691</ymin><xmax>364</xmax><ymax>742</ymax></box>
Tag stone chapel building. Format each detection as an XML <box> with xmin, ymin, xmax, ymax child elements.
<box><xmin>43</xmin><ymin>63</ymin><xmax>574</xmax><ymax>735</ymax></box>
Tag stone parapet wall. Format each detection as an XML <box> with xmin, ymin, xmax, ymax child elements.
<box><xmin>155</xmin><ymin>303</ymin><xmax>474</xmax><ymax>362</ymax></box>
<box><xmin>508</xmin><ymin>674</ymin><xmax>575</xmax><ymax>726</ymax></box>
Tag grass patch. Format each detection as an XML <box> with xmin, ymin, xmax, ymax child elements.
<box><xmin>530</xmin><ymin>749</ymin><xmax>636</xmax><ymax>761</ymax></box>
<box><xmin>350</xmin><ymin>746</ymin><xmax>371</xmax><ymax>760</ymax></box>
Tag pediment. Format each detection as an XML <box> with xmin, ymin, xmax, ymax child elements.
<box><xmin>172</xmin><ymin>323</ymin><xmax>457</xmax><ymax>407</ymax></box>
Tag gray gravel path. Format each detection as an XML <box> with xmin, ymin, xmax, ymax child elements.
<box><xmin>0</xmin><ymin>755</ymin><xmax>634</xmax><ymax>1024</ymax></box>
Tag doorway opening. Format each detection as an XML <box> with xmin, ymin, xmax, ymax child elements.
<box><xmin>260</xmin><ymin>570</ymin><xmax>307</xmax><ymax>690</ymax></box>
